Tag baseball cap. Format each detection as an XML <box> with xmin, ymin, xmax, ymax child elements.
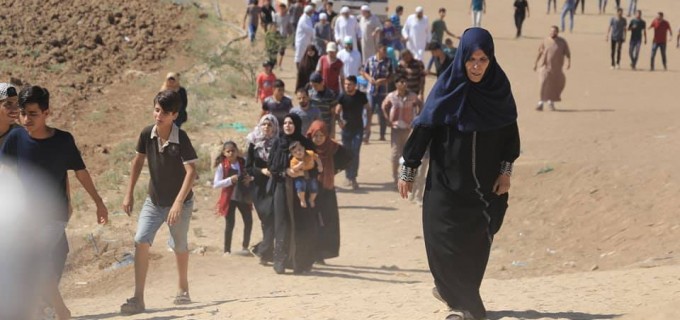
<box><xmin>326</xmin><ymin>42</ymin><xmax>338</xmax><ymax>52</ymax></box>
<box><xmin>361</xmin><ymin>5</ymin><xmax>370</xmax><ymax>12</ymax></box>
<box><xmin>343</xmin><ymin>36</ymin><xmax>353</xmax><ymax>44</ymax></box>
<box><xmin>310</xmin><ymin>72</ymin><xmax>323</xmax><ymax>83</ymax></box>
<box><xmin>0</xmin><ymin>83</ymin><xmax>18</xmax><ymax>100</ymax></box>
<box><xmin>415</xmin><ymin>6</ymin><xmax>424</xmax><ymax>13</ymax></box>
<box><xmin>340</xmin><ymin>6</ymin><xmax>350</xmax><ymax>14</ymax></box>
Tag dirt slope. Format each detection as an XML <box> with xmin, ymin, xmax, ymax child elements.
<box><xmin>4</xmin><ymin>0</ymin><xmax>679</xmax><ymax>318</ymax></box>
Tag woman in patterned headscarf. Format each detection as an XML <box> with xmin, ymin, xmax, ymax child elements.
<box><xmin>246</xmin><ymin>114</ymin><xmax>279</xmax><ymax>264</ymax></box>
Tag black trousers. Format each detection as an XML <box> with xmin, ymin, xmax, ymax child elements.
<box><xmin>224</xmin><ymin>201</ymin><xmax>253</xmax><ymax>253</ymax></box>
<box><xmin>575</xmin><ymin>0</ymin><xmax>585</xmax><ymax>13</ymax></box>
<box><xmin>514</xmin><ymin>14</ymin><xmax>526</xmax><ymax>37</ymax></box>
<box><xmin>611</xmin><ymin>40</ymin><xmax>623</xmax><ymax>66</ymax></box>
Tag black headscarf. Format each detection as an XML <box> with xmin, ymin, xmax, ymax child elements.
<box><xmin>413</xmin><ymin>28</ymin><xmax>517</xmax><ymax>132</ymax></box>
<box><xmin>268</xmin><ymin>113</ymin><xmax>316</xmax><ymax>176</ymax></box>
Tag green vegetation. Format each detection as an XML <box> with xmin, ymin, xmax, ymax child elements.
<box><xmin>47</xmin><ymin>63</ymin><xmax>66</xmax><ymax>73</ymax></box>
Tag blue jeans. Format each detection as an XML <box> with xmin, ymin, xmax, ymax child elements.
<box><xmin>294</xmin><ymin>177</ymin><xmax>319</xmax><ymax>194</ymax></box>
<box><xmin>248</xmin><ymin>23</ymin><xmax>258</xmax><ymax>42</ymax></box>
<box><xmin>341</xmin><ymin>130</ymin><xmax>363</xmax><ymax>180</ymax></box>
<box><xmin>651</xmin><ymin>43</ymin><xmax>667</xmax><ymax>70</ymax></box>
<box><xmin>368</xmin><ymin>94</ymin><xmax>387</xmax><ymax>140</ymax></box>
<box><xmin>599</xmin><ymin>0</ymin><xmax>608</xmax><ymax>12</ymax></box>
<box><xmin>629</xmin><ymin>39</ymin><xmax>641</xmax><ymax>68</ymax></box>
<box><xmin>561</xmin><ymin>5</ymin><xmax>574</xmax><ymax>32</ymax></box>
<box><xmin>575</xmin><ymin>0</ymin><xmax>585</xmax><ymax>13</ymax></box>
<box><xmin>627</xmin><ymin>0</ymin><xmax>637</xmax><ymax>16</ymax></box>
<box><xmin>547</xmin><ymin>0</ymin><xmax>557</xmax><ymax>13</ymax></box>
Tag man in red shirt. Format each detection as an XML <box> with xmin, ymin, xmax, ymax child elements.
<box><xmin>316</xmin><ymin>42</ymin><xmax>345</xmax><ymax>94</ymax></box>
<box><xmin>649</xmin><ymin>12</ymin><xmax>672</xmax><ymax>71</ymax></box>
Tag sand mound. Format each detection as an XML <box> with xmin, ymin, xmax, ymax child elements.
<box><xmin>0</xmin><ymin>0</ymin><xmax>185</xmax><ymax>93</ymax></box>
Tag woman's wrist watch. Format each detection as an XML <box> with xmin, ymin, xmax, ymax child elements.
<box><xmin>399</xmin><ymin>165</ymin><xmax>418</xmax><ymax>182</ymax></box>
<box><xmin>500</xmin><ymin>161</ymin><xmax>513</xmax><ymax>177</ymax></box>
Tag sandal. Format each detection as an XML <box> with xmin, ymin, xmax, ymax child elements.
<box><xmin>173</xmin><ymin>291</ymin><xmax>192</xmax><ymax>305</ymax></box>
<box><xmin>120</xmin><ymin>297</ymin><xmax>145</xmax><ymax>315</ymax></box>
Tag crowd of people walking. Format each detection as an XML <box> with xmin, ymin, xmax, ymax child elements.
<box><xmin>1</xmin><ymin>0</ymin><xmax>679</xmax><ymax>319</ymax></box>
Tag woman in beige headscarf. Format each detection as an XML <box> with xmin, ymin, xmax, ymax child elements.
<box><xmin>160</xmin><ymin>72</ymin><xmax>189</xmax><ymax>127</ymax></box>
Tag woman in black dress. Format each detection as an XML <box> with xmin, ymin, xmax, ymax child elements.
<box><xmin>268</xmin><ymin>113</ymin><xmax>318</xmax><ymax>274</ymax></box>
<box><xmin>246</xmin><ymin>114</ymin><xmax>279</xmax><ymax>264</ymax></box>
<box><xmin>398</xmin><ymin>28</ymin><xmax>520</xmax><ymax>320</ymax></box>
<box><xmin>296</xmin><ymin>44</ymin><xmax>320</xmax><ymax>90</ymax></box>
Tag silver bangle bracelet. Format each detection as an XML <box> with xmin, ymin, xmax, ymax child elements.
<box><xmin>400</xmin><ymin>165</ymin><xmax>418</xmax><ymax>182</ymax></box>
<box><xmin>500</xmin><ymin>161</ymin><xmax>513</xmax><ymax>176</ymax></box>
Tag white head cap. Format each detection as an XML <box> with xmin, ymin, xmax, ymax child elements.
<box><xmin>326</xmin><ymin>42</ymin><xmax>338</xmax><ymax>52</ymax></box>
<box><xmin>415</xmin><ymin>6</ymin><xmax>424</xmax><ymax>13</ymax></box>
<box><xmin>320</xmin><ymin>13</ymin><xmax>328</xmax><ymax>20</ymax></box>
<box><xmin>360</xmin><ymin>5</ymin><xmax>370</xmax><ymax>12</ymax></box>
<box><xmin>340</xmin><ymin>6</ymin><xmax>350</xmax><ymax>14</ymax></box>
<box><xmin>343</xmin><ymin>35</ymin><xmax>353</xmax><ymax>45</ymax></box>
<box><xmin>304</xmin><ymin>5</ymin><xmax>314</xmax><ymax>13</ymax></box>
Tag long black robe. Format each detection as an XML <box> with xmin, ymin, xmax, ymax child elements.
<box><xmin>268</xmin><ymin>130</ymin><xmax>318</xmax><ymax>273</ymax></box>
<box><xmin>246</xmin><ymin>143</ymin><xmax>275</xmax><ymax>262</ymax></box>
<box><xmin>402</xmin><ymin>122</ymin><xmax>520</xmax><ymax>319</ymax></box>
<box><xmin>313</xmin><ymin>145</ymin><xmax>353</xmax><ymax>260</ymax></box>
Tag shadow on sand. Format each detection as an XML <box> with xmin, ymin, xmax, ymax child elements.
<box><xmin>336</xmin><ymin>181</ymin><xmax>398</xmax><ymax>194</ymax></box>
<box><xmin>553</xmin><ymin>108</ymin><xmax>615</xmax><ymax>113</ymax></box>
<box><xmin>73</xmin><ymin>300</ymin><xmax>233</xmax><ymax>320</ymax></box>
<box><xmin>488</xmin><ymin>310</ymin><xmax>621</xmax><ymax>320</ymax></box>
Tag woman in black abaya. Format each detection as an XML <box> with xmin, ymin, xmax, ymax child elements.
<box><xmin>398</xmin><ymin>28</ymin><xmax>520</xmax><ymax>320</ymax></box>
<box><xmin>246</xmin><ymin>114</ymin><xmax>279</xmax><ymax>264</ymax></box>
<box><xmin>268</xmin><ymin>113</ymin><xmax>318</xmax><ymax>274</ymax></box>
<box><xmin>306</xmin><ymin>120</ymin><xmax>352</xmax><ymax>263</ymax></box>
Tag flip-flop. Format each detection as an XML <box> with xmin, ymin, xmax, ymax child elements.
<box><xmin>120</xmin><ymin>297</ymin><xmax>145</xmax><ymax>315</ymax></box>
<box><xmin>173</xmin><ymin>291</ymin><xmax>191</xmax><ymax>305</ymax></box>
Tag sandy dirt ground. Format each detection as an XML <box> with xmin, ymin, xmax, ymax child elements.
<box><xmin>60</xmin><ymin>0</ymin><xmax>680</xmax><ymax>319</ymax></box>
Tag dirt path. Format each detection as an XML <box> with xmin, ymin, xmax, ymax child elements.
<box><xmin>63</xmin><ymin>0</ymin><xmax>680</xmax><ymax>318</ymax></box>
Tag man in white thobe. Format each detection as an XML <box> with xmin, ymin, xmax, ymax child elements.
<box><xmin>334</xmin><ymin>6</ymin><xmax>360</xmax><ymax>51</ymax></box>
<box><xmin>401</xmin><ymin>6</ymin><xmax>431</xmax><ymax>61</ymax></box>
<box><xmin>359</xmin><ymin>5</ymin><xmax>383</xmax><ymax>64</ymax></box>
<box><xmin>337</xmin><ymin>36</ymin><xmax>363</xmax><ymax>78</ymax></box>
<box><xmin>295</xmin><ymin>5</ymin><xmax>316</xmax><ymax>66</ymax></box>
